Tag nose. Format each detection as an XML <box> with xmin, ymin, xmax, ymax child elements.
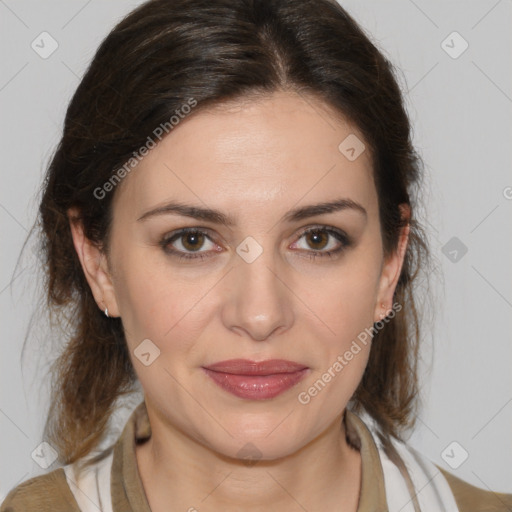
<box><xmin>221</xmin><ymin>246</ymin><xmax>294</xmax><ymax>342</ymax></box>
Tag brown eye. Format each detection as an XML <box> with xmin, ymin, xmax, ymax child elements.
<box><xmin>290</xmin><ymin>226</ymin><xmax>351</xmax><ymax>259</ymax></box>
<box><xmin>181</xmin><ymin>231</ymin><xmax>205</xmax><ymax>251</ymax></box>
<box><xmin>161</xmin><ymin>228</ymin><xmax>219</xmax><ymax>260</ymax></box>
<box><xmin>304</xmin><ymin>229</ymin><xmax>329</xmax><ymax>250</ymax></box>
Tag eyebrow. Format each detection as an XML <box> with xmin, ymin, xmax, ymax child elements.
<box><xmin>136</xmin><ymin>198</ymin><xmax>367</xmax><ymax>225</ymax></box>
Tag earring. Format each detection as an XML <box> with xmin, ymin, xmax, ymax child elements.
<box><xmin>104</xmin><ymin>307</ymin><xmax>109</xmax><ymax>318</ymax></box>
<box><xmin>380</xmin><ymin>303</ymin><xmax>387</xmax><ymax>319</ymax></box>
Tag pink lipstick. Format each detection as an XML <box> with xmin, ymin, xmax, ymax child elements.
<box><xmin>202</xmin><ymin>359</ymin><xmax>309</xmax><ymax>400</ymax></box>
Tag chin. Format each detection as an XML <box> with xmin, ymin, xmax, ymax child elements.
<box><xmin>210</xmin><ymin>434</ymin><xmax>302</xmax><ymax>464</ymax></box>
<box><xmin>202</xmin><ymin>414</ymin><xmax>306</xmax><ymax>461</ymax></box>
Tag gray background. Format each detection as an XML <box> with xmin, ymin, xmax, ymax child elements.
<box><xmin>1</xmin><ymin>0</ymin><xmax>511</xmax><ymax>500</ymax></box>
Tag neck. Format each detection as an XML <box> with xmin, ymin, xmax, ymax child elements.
<box><xmin>135</xmin><ymin>408</ymin><xmax>362</xmax><ymax>512</ymax></box>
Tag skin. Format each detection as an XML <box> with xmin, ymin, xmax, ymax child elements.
<box><xmin>70</xmin><ymin>90</ymin><xmax>409</xmax><ymax>512</ymax></box>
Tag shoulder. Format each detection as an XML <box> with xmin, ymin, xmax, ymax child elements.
<box><xmin>437</xmin><ymin>466</ymin><xmax>512</xmax><ymax>512</ymax></box>
<box><xmin>1</xmin><ymin>468</ymin><xmax>80</xmax><ymax>512</ymax></box>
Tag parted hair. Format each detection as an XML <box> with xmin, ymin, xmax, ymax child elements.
<box><xmin>38</xmin><ymin>1</ymin><xmax>428</xmax><ymax>506</ymax></box>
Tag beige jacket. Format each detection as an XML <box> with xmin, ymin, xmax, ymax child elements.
<box><xmin>2</xmin><ymin>401</ymin><xmax>511</xmax><ymax>511</ymax></box>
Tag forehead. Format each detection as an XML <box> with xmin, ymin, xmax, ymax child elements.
<box><xmin>113</xmin><ymin>91</ymin><xmax>376</xmax><ymax>222</ymax></box>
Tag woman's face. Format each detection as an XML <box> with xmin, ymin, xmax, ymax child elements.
<box><xmin>79</xmin><ymin>90</ymin><xmax>406</xmax><ymax>460</ymax></box>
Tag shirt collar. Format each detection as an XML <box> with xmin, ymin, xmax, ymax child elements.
<box><xmin>110</xmin><ymin>401</ymin><xmax>387</xmax><ymax>511</ymax></box>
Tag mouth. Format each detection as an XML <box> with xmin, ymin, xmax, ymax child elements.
<box><xmin>202</xmin><ymin>359</ymin><xmax>309</xmax><ymax>400</ymax></box>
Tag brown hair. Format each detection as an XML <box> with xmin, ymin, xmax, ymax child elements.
<box><xmin>37</xmin><ymin>0</ymin><xmax>429</xmax><ymax>486</ymax></box>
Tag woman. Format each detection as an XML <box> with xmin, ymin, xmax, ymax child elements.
<box><xmin>2</xmin><ymin>0</ymin><xmax>511</xmax><ymax>511</ymax></box>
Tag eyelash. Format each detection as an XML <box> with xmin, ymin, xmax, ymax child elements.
<box><xmin>159</xmin><ymin>225</ymin><xmax>351</xmax><ymax>262</ymax></box>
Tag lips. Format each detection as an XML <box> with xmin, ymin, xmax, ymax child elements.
<box><xmin>202</xmin><ymin>359</ymin><xmax>309</xmax><ymax>400</ymax></box>
<box><xmin>204</xmin><ymin>359</ymin><xmax>308</xmax><ymax>375</ymax></box>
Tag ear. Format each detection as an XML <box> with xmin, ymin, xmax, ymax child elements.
<box><xmin>67</xmin><ymin>207</ymin><xmax>120</xmax><ymax>317</ymax></box>
<box><xmin>373</xmin><ymin>204</ymin><xmax>410</xmax><ymax>323</ymax></box>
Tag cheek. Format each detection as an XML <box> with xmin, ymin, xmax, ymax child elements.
<box><xmin>296</xmin><ymin>268</ymin><xmax>378</xmax><ymax>416</ymax></box>
<box><xmin>306</xmin><ymin>278</ymin><xmax>374</xmax><ymax>386</ymax></box>
<box><xmin>307</xmin><ymin>255</ymin><xmax>382</xmax><ymax>342</ymax></box>
<box><xmin>112</xmin><ymin>248</ymin><xmax>219</xmax><ymax>353</ymax></box>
